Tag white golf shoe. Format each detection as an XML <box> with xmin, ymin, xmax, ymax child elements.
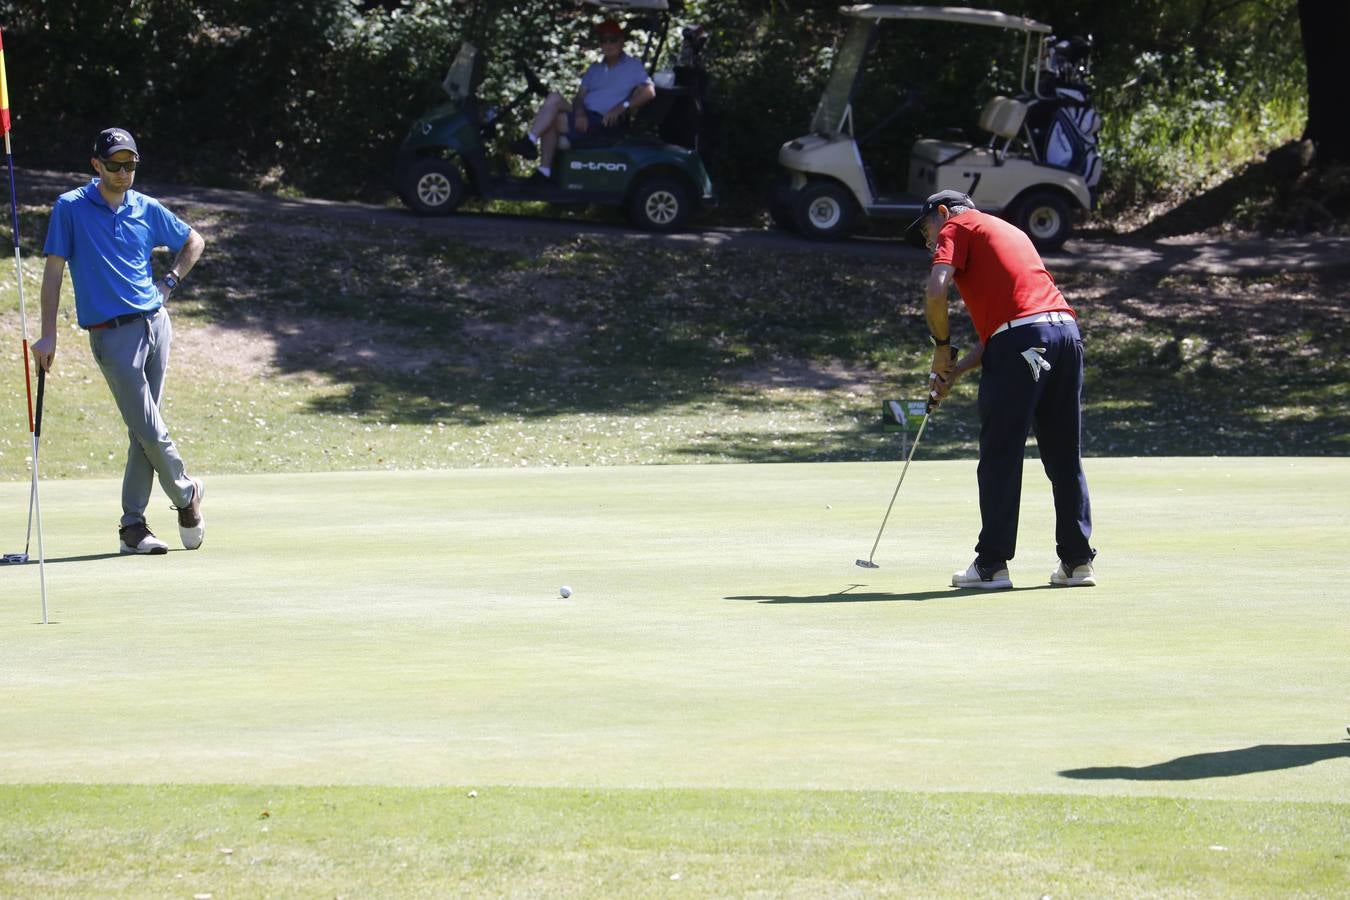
<box><xmin>951</xmin><ymin>560</ymin><xmax>1013</xmax><ymax>590</ymax></box>
<box><xmin>1051</xmin><ymin>561</ymin><xmax>1096</xmax><ymax>587</ymax></box>
<box><xmin>176</xmin><ymin>477</ymin><xmax>205</xmax><ymax>550</ymax></box>
<box><xmin>119</xmin><ymin>522</ymin><xmax>169</xmax><ymax>555</ymax></box>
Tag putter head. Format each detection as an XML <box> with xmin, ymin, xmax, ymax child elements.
<box><xmin>854</xmin><ymin>558</ymin><xmax>880</xmax><ymax>569</ymax></box>
<box><xmin>1</xmin><ymin>552</ymin><xmax>30</xmax><ymax>565</ymax></box>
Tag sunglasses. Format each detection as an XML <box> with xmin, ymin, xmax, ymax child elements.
<box><xmin>101</xmin><ymin>159</ymin><xmax>138</xmax><ymax>173</ymax></box>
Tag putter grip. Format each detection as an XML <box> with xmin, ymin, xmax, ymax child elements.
<box><xmin>34</xmin><ymin>368</ymin><xmax>45</xmax><ymax>439</ymax></box>
<box><xmin>927</xmin><ymin>346</ymin><xmax>959</xmax><ymax>411</ymax></box>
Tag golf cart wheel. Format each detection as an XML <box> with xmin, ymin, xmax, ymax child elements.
<box><xmin>1014</xmin><ymin>191</ymin><xmax>1073</xmax><ymax>250</ymax></box>
<box><xmin>402</xmin><ymin>157</ymin><xmax>465</xmax><ymax>216</ymax></box>
<box><xmin>794</xmin><ymin>181</ymin><xmax>855</xmax><ymax>240</ymax></box>
<box><xmin>629</xmin><ymin>177</ymin><xmax>690</xmax><ymax>232</ymax></box>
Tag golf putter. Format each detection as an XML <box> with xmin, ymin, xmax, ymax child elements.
<box><xmin>855</xmin><ymin>411</ymin><xmax>931</xmax><ymax>569</ymax></box>
<box><xmin>3</xmin><ymin>368</ymin><xmax>43</xmax><ymax>566</ymax></box>
<box><xmin>855</xmin><ymin>347</ymin><xmax>954</xmax><ymax>569</ymax></box>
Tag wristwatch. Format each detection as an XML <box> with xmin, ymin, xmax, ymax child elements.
<box><xmin>163</xmin><ymin>271</ymin><xmax>181</xmax><ymax>292</ymax></box>
<box><xmin>929</xmin><ymin>334</ymin><xmax>950</xmax><ymax>346</ymax></box>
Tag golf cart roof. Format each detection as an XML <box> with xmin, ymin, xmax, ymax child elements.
<box><xmin>841</xmin><ymin>4</ymin><xmax>1052</xmax><ymax>34</ymax></box>
<box><xmin>581</xmin><ymin>0</ymin><xmax>669</xmax><ymax>10</ymax></box>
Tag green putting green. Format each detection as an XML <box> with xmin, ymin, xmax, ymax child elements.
<box><xmin>2</xmin><ymin>459</ymin><xmax>1346</xmax><ymax>802</ymax></box>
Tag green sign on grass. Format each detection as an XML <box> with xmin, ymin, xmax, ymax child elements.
<box><xmin>882</xmin><ymin>399</ymin><xmax>929</xmax><ymax>433</ymax></box>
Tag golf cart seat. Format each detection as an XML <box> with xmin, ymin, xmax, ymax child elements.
<box><xmin>563</xmin><ymin>127</ymin><xmax>631</xmax><ymax>151</ymax></box>
<box><xmin>979</xmin><ymin>96</ymin><xmax>1027</xmax><ymax>138</ymax></box>
<box><xmin>978</xmin><ymin>96</ymin><xmax>1028</xmax><ymax>157</ymax></box>
<box><xmin>922</xmin><ymin>96</ymin><xmax>1027</xmax><ymax>168</ymax></box>
<box><xmin>558</xmin><ymin>90</ymin><xmax>685</xmax><ymax>151</ymax></box>
<box><xmin>643</xmin><ymin>78</ymin><xmax>705</xmax><ymax>150</ymax></box>
<box><xmin>561</xmin><ymin>72</ymin><xmax>704</xmax><ymax>152</ymax></box>
<box><xmin>627</xmin><ymin>83</ymin><xmax>681</xmax><ymax>136</ymax></box>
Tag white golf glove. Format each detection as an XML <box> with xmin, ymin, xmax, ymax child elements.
<box><xmin>1020</xmin><ymin>347</ymin><xmax>1051</xmax><ymax>382</ymax></box>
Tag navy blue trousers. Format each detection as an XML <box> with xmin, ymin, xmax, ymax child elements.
<box><xmin>975</xmin><ymin>319</ymin><xmax>1094</xmax><ymax>567</ymax></box>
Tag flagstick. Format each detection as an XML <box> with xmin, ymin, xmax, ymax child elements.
<box><xmin>6</xmin><ymin>129</ymin><xmax>47</xmax><ymax>623</ymax></box>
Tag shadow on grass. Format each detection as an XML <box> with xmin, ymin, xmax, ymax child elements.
<box><xmin>272</xmin><ymin>233</ymin><xmax>1350</xmax><ymax>457</ymax></box>
<box><xmin>726</xmin><ymin>584</ymin><xmax>1055</xmax><ymax>603</ymax></box>
<box><xmin>9</xmin><ymin>551</ymin><xmax>194</xmax><ymax>565</ymax></box>
<box><xmin>40</xmin><ymin>552</ymin><xmax>134</xmax><ymax>564</ymax></box>
<box><xmin>1</xmin><ymin>552</ymin><xmax>127</xmax><ymax>567</ymax></box>
<box><xmin>15</xmin><ymin>184</ymin><xmax>1344</xmax><ymax>460</ymax></box>
<box><xmin>1059</xmin><ymin>742</ymin><xmax>1350</xmax><ymax>781</ymax></box>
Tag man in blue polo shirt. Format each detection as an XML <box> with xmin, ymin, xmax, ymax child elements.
<box><xmin>509</xmin><ymin>18</ymin><xmax>655</xmax><ymax>180</ymax></box>
<box><xmin>32</xmin><ymin>127</ymin><xmax>207</xmax><ymax>555</ymax></box>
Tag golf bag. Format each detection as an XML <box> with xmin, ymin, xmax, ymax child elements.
<box><xmin>1023</xmin><ymin>37</ymin><xmax>1102</xmax><ymax>191</ymax></box>
<box><xmin>657</xmin><ymin>24</ymin><xmax>709</xmax><ymax>151</ymax></box>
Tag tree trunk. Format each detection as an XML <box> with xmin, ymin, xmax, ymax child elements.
<box><xmin>1298</xmin><ymin>0</ymin><xmax>1350</xmax><ymax>163</ymax></box>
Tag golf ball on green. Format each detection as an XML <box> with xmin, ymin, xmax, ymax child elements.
<box><xmin>559</xmin><ymin>586</ymin><xmax>572</xmax><ymax>598</ymax></box>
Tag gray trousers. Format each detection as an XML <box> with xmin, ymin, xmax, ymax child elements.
<box><xmin>88</xmin><ymin>307</ymin><xmax>194</xmax><ymax>527</ymax></box>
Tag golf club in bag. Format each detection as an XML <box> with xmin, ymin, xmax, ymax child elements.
<box><xmin>855</xmin><ymin>349</ymin><xmax>955</xmax><ymax>569</ymax></box>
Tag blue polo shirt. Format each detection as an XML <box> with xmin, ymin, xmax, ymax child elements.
<box><xmin>43</xmin><ymin>180</ymin><xmax>192</xmax><ymax>328</ymax></box>
<box><xmin>580</xmin><ymin>52</ymin><xmax>652</xmax><ymax>114</ymax></box>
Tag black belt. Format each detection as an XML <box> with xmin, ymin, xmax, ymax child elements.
<box><xmin>89</xmin><ymin>311</ymin><xmax>151</xmax><ymax>331</ymax></box>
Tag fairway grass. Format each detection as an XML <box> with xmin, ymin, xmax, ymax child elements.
<box><xmin>2</xmin><ymin>459</ymin><xmax>1348</xmax><ymax>894</ymax></box>
<box><xmin>2</xmin><ymin>785</ymin><xmax>1346</xmax><ymax>897</ymax></box>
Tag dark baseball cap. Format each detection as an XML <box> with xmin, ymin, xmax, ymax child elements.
<box><xmin>906</xmin><ymin>190</ymin><xmax>975</xmax><ymax>232</ymax></box>
<box><xmin>93</xmin><ymin>127</ymin><xmax>139</xmax><ymax>159</ymax></box>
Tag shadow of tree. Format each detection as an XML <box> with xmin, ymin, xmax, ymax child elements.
<box><xmin>205</xmin><ymin>221</ymin><xmax>1350</xmax><ymax>459</ymax></box>
<box><xmin>174</xmin><ymin>213</ymin><xmax>944</xmax><ymax>456</ymax></box>
<box><xmin>1060</xmin><ymin>742</ymin><xmax>1350</xmax><ymax>781</ymax></box>
<box><xmin>1060</xmin><ymin>267</ymin><xmax>1350</xmax><ymax>457</ymax></box>
<box><xmin>1129</xmin><ymin>142</ymin><xmax>1349</xmax><ymax>239</ymax></box>
<box><xmin>11</xmin><ymin>174</ymin><xmax>1348</xmax><ymax>462</ymax></box>
<box><xmin>1131</xmin><ymin>160</ymin><xmax>1279</xmax><ymax>239</ymax></box>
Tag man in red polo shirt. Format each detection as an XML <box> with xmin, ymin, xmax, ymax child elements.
<box><xmin>915</xmin><ymin>190</ymin><xmax>1095</xmax><ymax>590</ymax></box>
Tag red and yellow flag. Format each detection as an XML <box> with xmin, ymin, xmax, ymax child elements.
<box><xmin>0</xmin><ymin>29</ymin><xmax>10</xmax><ymax>133</ymax></box>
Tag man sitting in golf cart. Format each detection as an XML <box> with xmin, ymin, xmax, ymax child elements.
<box><xmin>509</xmin><ymin>19</ymin><xmax>655</xmax><ymax>181</ymax></box>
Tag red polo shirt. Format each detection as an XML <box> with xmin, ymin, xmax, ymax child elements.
<box><xmin>931</xmin><ymin>210</ymin><xmax>1074</xmax><ymax>343</ymax></box>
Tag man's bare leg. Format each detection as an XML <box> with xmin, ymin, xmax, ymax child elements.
<box><xmin>540</xmin><ymin>111</ymin><xmax>570</xmax><ymax>171</ymax></box>
<box><xmin>530</xmin><ymin>93</ymin><xmax>567</xmax><ymax>142</ymax></box>
<box><xmin>513</xmin><ymin>92</ymin><xmax>565</xmax><ymax>162</ymax></box>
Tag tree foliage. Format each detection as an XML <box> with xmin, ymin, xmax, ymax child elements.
<box><xmin>1</xmin><ymin>0</ymin><xmax>466</xmax><ymax>196</ymax></box>
<box><xmin>0</xmin><ymin>0</ymin><xmax>1313</xmax><ymax>215</ymax></box>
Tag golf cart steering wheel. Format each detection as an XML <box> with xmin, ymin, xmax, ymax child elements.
<box><xmin>858</xmin><ymin>84</ymin><xmax>925</xmax><ymax>147</ymax></box>
<box><xmin>519</xmin><ymin>61</ymin><xmax>549</xmax><ymax>99</ymax></box>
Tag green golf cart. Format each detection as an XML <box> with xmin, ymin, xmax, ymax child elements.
<box><xmin>394</xmin><ymin>0</ymin><xmax>715</xmax><ymax>231</ymax></box>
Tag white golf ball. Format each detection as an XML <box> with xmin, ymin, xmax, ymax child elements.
<box><xmin>559</xmin><ymin>586</ymin><xmax>572</xmax><ymax>598</ymax></box>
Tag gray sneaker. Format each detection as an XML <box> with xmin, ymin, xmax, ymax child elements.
<box><xmin>1051</xmin><ymin>561</ymin><xmax>1096</xmax><ymax>587</ymax></box>
<box><xmin>176</xmin><ymin>477</ymin><xmax>205</xmax><ymax>550</ymax></box>
<box><xmin>951</xmin><ymin>559</ymin><xmax>1013</xmax><ymax>590</ymax></box>
<box><xmin>119</xmin><ymin>522</ymin><xmax>169</xmax><ymax>555</ymax></box>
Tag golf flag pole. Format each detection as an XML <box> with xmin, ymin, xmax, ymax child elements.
<box><xmin>1</xmin><ymin>28</ymin><xmax>48</xmax><ymax>623</ymax></box>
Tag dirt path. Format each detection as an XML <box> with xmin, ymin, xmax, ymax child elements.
<box><xmin>19</xmin><ymin>168</ymin><xmax>1350</xmax><ymax>275</ymax></box>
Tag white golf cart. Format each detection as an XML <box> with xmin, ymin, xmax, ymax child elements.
<box><xmin>776</xmin><ymin>4</ymin><xmax>1102</xmax><ymax>248</ymax></box>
